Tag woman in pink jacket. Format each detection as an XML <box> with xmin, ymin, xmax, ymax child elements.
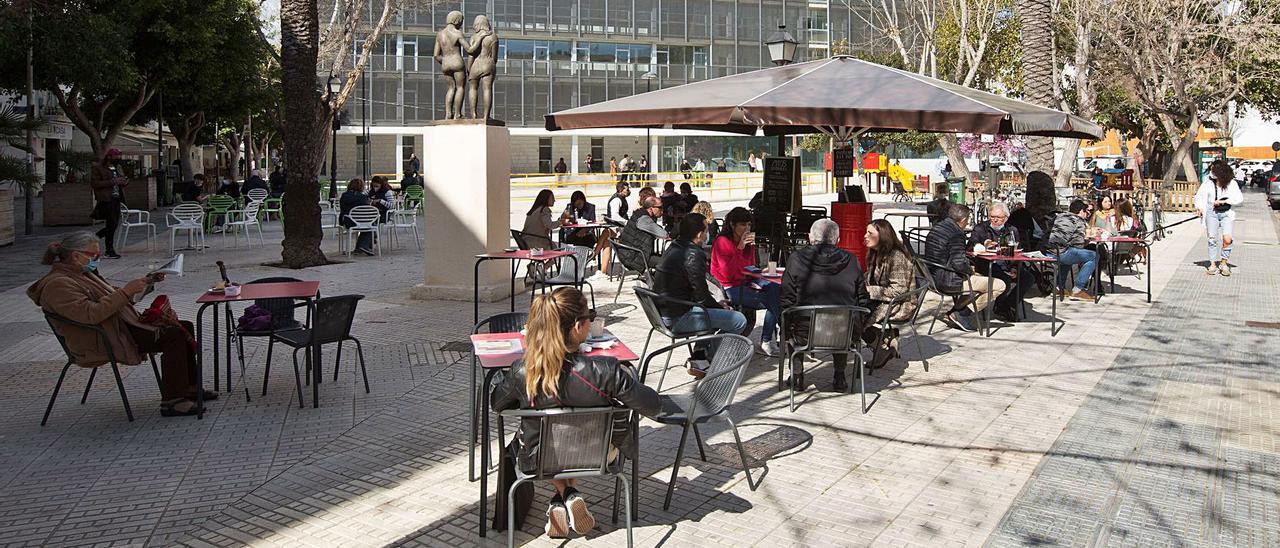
<box><xmin>710</xmin><ymin>207</ymin><xmax>781</xmax><ymax>356</ymax></box>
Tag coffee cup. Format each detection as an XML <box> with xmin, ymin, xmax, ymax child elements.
<box><xmin>530</xmin><ymin>247</ymin><xmax>544</xmax><ymax>256</ymax></box>
<box><xmin>223</xmin><ymin>284</ymin><xmax>241</xmax><ymax>297</ymax></box>
<box><xmin>766</xmin><ymin>261</ymin><xmax>777</xmax><ymax>276</ymax></box>
<box><xmin>590</xmin><ymin>317</ymin><xmax>606</xmax><ymax>338</ymax></box>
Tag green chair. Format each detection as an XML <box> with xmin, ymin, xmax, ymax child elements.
<box><xmin>262</xmin><ymin>196</ymin><xmax>284</xmax><ymax>222</ymax></box>
<box><xmin>403</xmin><ymin>186</ymin><xmax>425</xmax><ymax>213</ymax></box>
<box><xmin>206</xmin><ymin>195</ymin><xmax>236</xmax><ymax>232</ymax></box>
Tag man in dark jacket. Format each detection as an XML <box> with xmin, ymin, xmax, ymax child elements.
<box><xmin>268</xmin><ymin>166</ymin><xmax>287</xmax><ymax>197</ymax></box>
<box><xmin>925</xmin><ymin>203</ymin><xmax>1004</xmax><ymax>331</ymax></box>
<box><xmin>966</xmin><ymin>201</ymin><xmax>1026</xmax><ymax>322</ymax></box>
<box><xmin>242</xmin><ymin>170</ymin><xmax>268</xmax><ymax>194</ymax></box>
<box><xmin>618</xmin><ymin>196</ymin><xmax>668</xmax><ymax>273</ymax></box>
<box><xmin>925</xmin><ymin>182</ymin><xmax>952</xmax><ymax>225</ymax></box>
<box><xmin>652</xmin><ymin>214</ymin><xmax>747</xmax><ymax>357</ymax></box>
<box><xmin>1048</xmin><ymin>199</ymin><xmax>1097</xmax><ymax>300</ymax></box>
<box><xmin>779</xmin><ymin>218</ymin><xmax>871</xmax><ymax>392</ymax></box>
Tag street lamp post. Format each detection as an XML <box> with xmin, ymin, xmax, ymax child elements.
<box><xmin>765</xmin><ymin>24</ymin><xmax>798</xmax><ymax>157</ymax></box>
<box><xmin>327</xmin><ymin>75</ymin><xmax>342</xmax><ymax>199</ymax></box>
<box><xmin>642</xmin><ymin>68</ymin><xmax>658</xmax><ymax>178</ymax></box>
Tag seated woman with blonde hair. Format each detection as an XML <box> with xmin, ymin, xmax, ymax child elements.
<box><xmin>489</xmin><ymin>287</ymin><xmax>659</xmax><ymax>538</ymax></box>
<box><xmin>28</xmin><ymin>232</ymin><xmax>210</xmax><ymax>416</ymax></box>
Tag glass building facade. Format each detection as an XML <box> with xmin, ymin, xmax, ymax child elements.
<box><xmin>326</xmin><ymin>0</ymin><xmax>880</xmax><ymax>174</ymax></box>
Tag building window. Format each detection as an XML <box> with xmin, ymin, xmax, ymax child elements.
<box><xmin>539</xmin><ymin>138</ymin><xmax>553</xmax><ymax>173</ymax></box>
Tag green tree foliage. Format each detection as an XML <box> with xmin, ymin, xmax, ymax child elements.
<box><xmin>0</xmin><ymin>0</ymin><xmax>258</xmax><ymax>160</ymax></box>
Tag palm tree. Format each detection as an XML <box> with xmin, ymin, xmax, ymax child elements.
<box><xmin>0</xmin><ymin>106</ymin><xmax>43</xmax><ymax>235</ymax></box>
<box><xmin>1018</xmin><ymin>0</ymin><xmax>1056</xmax><ymax>175</ymax></box>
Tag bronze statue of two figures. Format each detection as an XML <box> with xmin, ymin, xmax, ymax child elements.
<box><xmin>434</xmin><ymin>12</ymin><xmax>500</xmax><ymax>121</ymax></box>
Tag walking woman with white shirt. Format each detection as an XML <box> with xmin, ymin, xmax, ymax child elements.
<box><xmin>1195</xmin><ymin>162</ymin><xmax>1244</xmax><ymax>276</ymax></box>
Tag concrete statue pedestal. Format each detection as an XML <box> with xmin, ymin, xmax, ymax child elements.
<box><xmin>410</xmin><ymin>121</ymin><xmax>516</xmax><ymax>302</ymax></box>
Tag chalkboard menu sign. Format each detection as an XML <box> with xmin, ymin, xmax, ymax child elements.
<box><xmin>762</xmin><ymin>156</ymin><xmax>800</xmax><ymax>214</ymax></box>
<box><xmin>832</xmin><ymin>148</ymin><xmax>856</xmax><ymax>178</ymax></box>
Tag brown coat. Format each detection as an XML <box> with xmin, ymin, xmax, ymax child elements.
<box><xmin>27</xmin><ymin>263</ymin><xmax>154</xmax><ymax>367</ymax></box>
<box><xmin>866</xmin><ymin>248</ymin><xmax>917</xmax><ymax>324</ymax></box>
<box><xmin>89</xmin><ymin>163</ymin><xmax>122</xmax><ymax>202</ymax></box>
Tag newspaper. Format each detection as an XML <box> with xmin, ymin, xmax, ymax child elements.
<box><xmin>134</xmin><ymin>255</ymin><xmax>184</xmax><ymax>303</ymax></box>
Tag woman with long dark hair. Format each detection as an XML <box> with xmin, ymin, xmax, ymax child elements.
<box><xmin>863</xmin><ymin>219</ymin><xmax>916</xmax><ymax>368</ymax></box>
<box><xmin>522</xmin><ymin>189</ymin><xmax>565</xmax><ymax>249</ymax></box>
<box><xmin>490</xmin><ymin>288</ymin><xmax>659</xmax><ymax>539</ymax></box>
<box><xmin>710</xmin><ymin>207</ymin><xmax>781</xmax><ymax>355</ymax></box>
<box><xmin>1195</xmin><ymin>162</ymin><xmax>1244</xmax><ymax>276</ymax></box>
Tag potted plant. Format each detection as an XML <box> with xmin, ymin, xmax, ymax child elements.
<box><xmin>42</xmin><ymin>149</ymin><xmax>97</xmax><ymax>226</ymax></box>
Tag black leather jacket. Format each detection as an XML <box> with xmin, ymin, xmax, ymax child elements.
<box><xmin>490</xmin><ymin>353</ymin><xmax>660</xmax><ymax>473</ymax></box>
<box><xmin>924</xmin><ymin>218</ymin><xmax>973</xmax><ymax>290</ymax></box>
<box><xmin>652</xmin><ymin>239</ymin><xmax>718</xmax><ymax>318</ymax></box>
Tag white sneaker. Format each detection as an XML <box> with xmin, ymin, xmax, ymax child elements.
<box><xmin>1206</xmin><ymin>264</ymin><xmax>1219</xmax><ymax>276</ymax></box>
<box><xmin>1218</xmin><ymin>260</ymin><xmax>1231</xmax><ymax>276</ymax></box>
<box><xmin>759</xmin><ymin>340</ymin><xmax>780</xmax><ymax>357</ymax></box>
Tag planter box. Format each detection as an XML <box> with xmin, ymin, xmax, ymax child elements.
<box><xmin>121</xmin><ymin>176</ymin><xmax>156</xmax><ymax>211</ymax></box>
<box><xmin>42</xmin><ymin>183</ymin><xmax>95</xmax><ymax>226</ymax></box>
<box><xmin>0</xmin><ymin>188</ymin><xmax>13</xmax><ymax>246</ymax></box>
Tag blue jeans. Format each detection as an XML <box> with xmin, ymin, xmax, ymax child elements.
<box><xmin>726</xmin><ymin>283</ymin><xmax>781</xmax><ymax>340</ymax></box>
<box><xmin>667</xmin><ymin>306</ymin><xmax>748</xmax><ymax>355</ymax></box>
<box><xmin>1053</xmin><ymin>247</ymin><xmax>1098</xmax><ymax>292</ymax></box>
<box><xmin>1205</xmin><ymin>210</ymin><xmax>1234</xmax><ymax>262</ymax></box>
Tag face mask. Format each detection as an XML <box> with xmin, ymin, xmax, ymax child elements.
<box><xmin>83</xmin><ymin>257</ymin><xmax>100</xmax><ymax>273</ymax></box>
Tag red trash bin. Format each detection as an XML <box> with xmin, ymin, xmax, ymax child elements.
<box><xmin>831</xmin><ymin>201</ymin><xmax>873</xmax><ymax>269</ymax></box>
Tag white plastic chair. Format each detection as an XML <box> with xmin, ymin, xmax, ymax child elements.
<box><xmin>343</xmin><ymin>205</ymin><xmax>382</xmax><ymax>256</ymax></box>
<box><xmin>246</xmin><ymin>188</ymin><xmax>269</xmax><ymax>205</ymax></box>
<box><xmin>118</xmin><ymin>203</ymin><xmax>156</xmax><ymax>251</ymax></box>
<box><xmin>223</xmin><ymin>201</ymin><xmax>265</xmax><ymax>247</ymax></box>
<box><xmin>385</xmin><ymin>207</ymin><xmax>421</xmax><ymax>250</ymax></box>
<box><xmin>320</xmin><ymin>207</ymin><xmax>345</xmax><ymax>254</ymax></box>
<box><xmin>167</xmin><ymin>203</ymin><xmax>206</xmax><ymax>254</ymax></box>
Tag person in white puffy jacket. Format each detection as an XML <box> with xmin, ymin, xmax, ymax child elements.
<box><xmin>1194</xmin><ymin>162</ymin><xmax>1244</xmax><ymax>276</ymax></box>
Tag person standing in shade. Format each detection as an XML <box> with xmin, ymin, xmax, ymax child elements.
<box><xmin>584</xmin><ymin>154</ymin><xmax>595</xmax><ymax>174</ymax></box>
<box><xmin>747</xmin><ymin>152</ymin><xmax>757</xmax><ymax>173</ymax></box>
<box><xmin>408</xmin><ymin>152</ymin><xmax>420</xmax><ymax>176</ymax></box>
<box><xmin>553</xmin><ymin>157</ymin><xmax>568</xmax><ymax>175</ymax></box>
<box><xmin>1196</xmin><ymin>162</ymin><xmax>1244</xmax><ymax>276</ymax></box>
<box><xmin>269</xmin><ymin>165</ymin><xmax>287</xmax><ymax>197</ymax></box>
<box><xmin>89</xmin><ymin>149</ymin><xmax>127</xmax><ymax>259</ymax></box>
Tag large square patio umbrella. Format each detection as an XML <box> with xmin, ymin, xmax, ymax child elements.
<box><xmin>545</xmin><ymin>55</ymin><xmax>1103</xmax><ymax>141</ymax></box>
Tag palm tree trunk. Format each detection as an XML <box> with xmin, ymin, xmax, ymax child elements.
<box><xmin>279</xmin><ymin>0</ymin><xmax>329</xmax><ymax>268</ymax></box>
<box><xmin>1018</xmin><ymin>0</ymin><xmax>1055</xmax><ymax>174</ymax></box>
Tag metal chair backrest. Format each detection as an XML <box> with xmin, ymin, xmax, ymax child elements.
<box><xmin>346</xmin><ymin>205</ymin><xmax>381</xmax><ymax>228</ymax></box>
<box><xmin>403</xmin><ymin>185</ymin><xmax>424</xmax><ymax>203</ymax></box>
<box><xmin>208</xmin><ymin>194</ymin><xmax>236</xmax><ymax>212</ymax></box>
<box><xmin>783</xmin><ymin>305</ymin><xmax>866</xmax><ymax>353</ymax></box>
<box><xmin>170</xmin><ymin>203</ymin><xmax>204</xmax><ymax>225</ymax></box>
<box><xmin>246</xmin><ymin>188</ymin><xmax>269</xmax><ymax>203</ymax></box>
<box><xmin>500</xmin><ymin>406</ymin><xmax>631</xmax><ymax>480</ymax></box>
<box><xmin>237</xmin><ymin>200</ymin><xmax>261</xmax><ymax>220</ymax></box>
<box><xmin>244</xmin><ymin>277</ymin><xmax>303</xmax><ymax>330</ymax></box>
<box><xmin>633</xmin><ymin>286</ymin><xmax>676</xmax><ymax>338</ymax></box>
<box><xmin>310</xmin><ymin>294</ymin><xmax>363</xmax><ymax>345</ymax></box>
<box><xmin>509</xmin><ymin>229</ymin><xmax>533</xmax><ymax>250</ymax></box>
<box><xmin>610</xmin><ymin>236</ymin><xmax>650</xmax><ymax>277</ymax></box>
<box><xmin>43</xmin><ymin>311</ymin><xmax>115</xmax><ymax>365</ymax></box>
<box><xmin>687</xmin><ymin>334</ymin><xmax>753</xmax><ymax>421</ymax></box>
<box><xmin>474</xmin><ymin>312</ymin><xmax>529</xmax><ymax>335</ymax></box>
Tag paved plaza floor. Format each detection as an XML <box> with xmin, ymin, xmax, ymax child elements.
<box><xmin>0</xmin><ymin>190</ymin><xmax>1275</xmax><ymax>547</ymax></box>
